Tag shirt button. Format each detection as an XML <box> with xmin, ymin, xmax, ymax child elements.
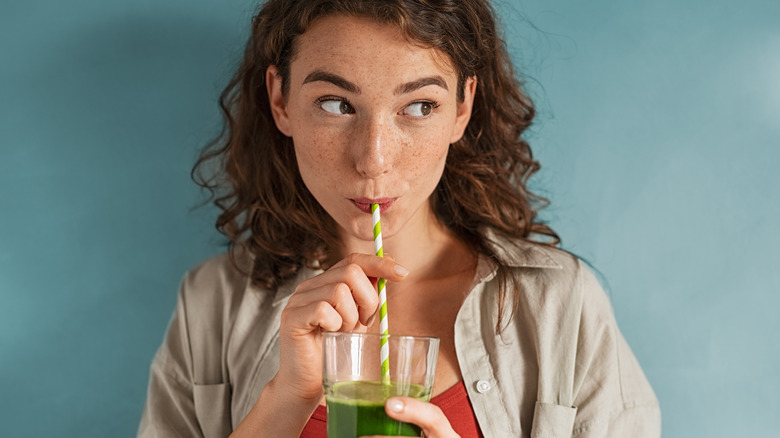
<box><xmin>476</xmin><ymin>380</ymin><xmax>492</xmax><ymax>394</ymax></box>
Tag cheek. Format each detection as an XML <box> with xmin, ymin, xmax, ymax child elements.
<box><xmin>407</xmin><ymin>129</ymin><xmax>450</xmax><ymax>176</ymax></box>
<box><xmin>294</xmin><ymin>126</ymin><xmax>345</xmax><ymax>169</ymax></box>
<box><xmin>288</xmin><ymin>102</ymin><xmax>344</xmax><ymax>169</ymax></box>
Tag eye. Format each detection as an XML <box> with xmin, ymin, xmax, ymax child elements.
<box><xmin>402</xmin><ymin>101</ymin><xmax>439</xmax><ymax>117</ymax></box>
<box><xmin>318</xmin><ymin>98</ymin><xmax>355</xmax><ymax>115</ymax></box>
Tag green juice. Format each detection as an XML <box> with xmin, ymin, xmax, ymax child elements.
<box><xmin>326</xmin><ymin>381</ymin><xmax>428</xmax><ymax>437</ymax></box>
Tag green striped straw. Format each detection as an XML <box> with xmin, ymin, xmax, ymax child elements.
<box><xmin>371</xmin><ymin>203</ymin><xmax>390</xmax><ymax>384</ymax></box>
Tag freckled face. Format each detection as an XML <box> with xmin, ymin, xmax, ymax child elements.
<box><xmin>267</xmin><ymin>15</ymin><xmax>475</xmax><ymax>246</ymax></box>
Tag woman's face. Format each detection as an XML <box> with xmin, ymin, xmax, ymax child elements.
<box><xmin>267</xmin><ymin>15</ymin><xmax>475</xmax><ymax>247</ymax></box>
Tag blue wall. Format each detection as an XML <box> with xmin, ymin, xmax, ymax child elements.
<box><xmin>1</xmin><ymin>0</ymin><xmax>777</xmax><ymax>436</ymax></box>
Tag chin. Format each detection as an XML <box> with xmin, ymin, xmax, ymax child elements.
<box><xmin>334</xmin><ymin>217</ymin><xmax>376</xmax><ymax>247</ymax></box>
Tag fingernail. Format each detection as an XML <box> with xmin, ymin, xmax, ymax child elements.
<box><xmin>367</xmin><ymin>313</ymin><xmax>377</xmax><ymax>327</ymax></box>
<box><xmin>387</xmin><ymin>398</ymin><xmax>404</xmax><ymax>413</ymax></box>
<box><xmin>393</xmin><ymin>264</ymin><xmax>409</xmax><ymax>276</ymax></box>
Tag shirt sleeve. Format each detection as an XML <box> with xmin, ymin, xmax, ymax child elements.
<box><xmin>569</xmin><ymin>263</ymin><xmax>661</xmax><ymax>437</ymax></box>
<box><xmin>137</xmin><ymin>280</ymin><xmax>203</xmax><ymax>437</ymax></box>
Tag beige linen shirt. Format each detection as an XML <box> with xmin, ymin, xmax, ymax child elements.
<box><xmin>139</xmin><ymin>237</ymin><xmax>660</xmax><ymax>437</ymax></box>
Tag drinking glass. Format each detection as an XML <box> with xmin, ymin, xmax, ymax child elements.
<box><xmin>322</xmin><ymin>332</ymin><xmax>439</xmax><ymax>437</ymax></box>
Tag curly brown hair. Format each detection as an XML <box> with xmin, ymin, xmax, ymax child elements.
<box><xmin>193</xmin><ymin>0</ymin><xmax>559</xmax><ymax>320</ymax></box>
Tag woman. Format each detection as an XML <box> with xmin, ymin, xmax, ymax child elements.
<box><xmin>139</xmin><ymin>0</ymin><xmax>660</xmax><ymax>436</ymax></box>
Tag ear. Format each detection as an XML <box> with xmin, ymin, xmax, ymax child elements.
<box><xmin>450</xmin><ymin>76</ymin><xmax>477</xmax><ymax>144</ymax></box>
<box><xmin>266</xmin><ymin>65</ymin><xmax>292</xmax><ymax>137</ymax></box>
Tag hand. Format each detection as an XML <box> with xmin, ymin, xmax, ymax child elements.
<box><xmin>364</xmin><ymin>397</ymin><xmax>461</xmax><ymax>438</ymax></box>
<box><xmin>273</xmin><ymin>253</ymin><xmax>410</xmax><ymax>404</ymax></box>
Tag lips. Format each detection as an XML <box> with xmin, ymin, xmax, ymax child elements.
<box><xmin>350</xmin><ymin>197</ymin><xmax>396</xmax><ymax>213</ymax></box>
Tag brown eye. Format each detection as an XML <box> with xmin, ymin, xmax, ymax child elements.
<box><xmin>319</xmin><ymin>98</ymin><xmax>354</xmax><ymax>115</ymax></box>
<box><xmin>403</xmin><ymin>101</ymin><xmax>437</xmax><ymax>117</ymax></box>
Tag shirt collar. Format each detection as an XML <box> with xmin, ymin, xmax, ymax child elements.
<box><xmin>482</xmin><ymin>228</ymin><xmax>563</xmax><ymax>269</ymax></box>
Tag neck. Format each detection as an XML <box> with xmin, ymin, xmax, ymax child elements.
<box><xmin>334</xmin><ymin>205</ymin><xmax>474</xmax><ymax>281</ymax></box>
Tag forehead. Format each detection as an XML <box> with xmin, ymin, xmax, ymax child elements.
<box><xmin>289</xmin><ymin>15</ymin><xmax>457</xmax><ymax>87</ymax></box>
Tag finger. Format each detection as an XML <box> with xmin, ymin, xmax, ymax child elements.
<box><xmin>339</xmin><ymin>262</ymin><xmax>380</xmax><ymax>326</ymax></box>
<box><xmin>368</xmin><ymin>254</ymin><xmax>395</xmax><ymax>286</ymax></box>
<box><xmin>329</xmin><ymin>253</ymin><xmax>409</xmax><ymax>283</ymax></box>
<box><xmin>287</xmin><ymin>281</ymin><xmax>362</xmax><ymax>331</ymax></box>
<box><xmin>329</xmin><ymin>281</ymin><xmax>361</xmax><ymax>331</ymax></box>
<box><xmin>334</xmin><ymin>254</ymin><xmax>407</xmax><ymax>325</ymax></box>
<box><xmin>384</xmin><ymin>397</ymin><xmax>458</xmax><ymax>438</ymax></box>
<box><xmin>298</xmin><ymin>254</ymin><xmax>407</xmax><ymax>326</ymax></box>
<box><xmin>281</xmin><ymin>300</ymin><xmax>343</xmax><ymax>335</ymax></box>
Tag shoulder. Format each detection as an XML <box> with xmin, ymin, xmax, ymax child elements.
<box><xmin>179</xmin><ymin>249</ymin><xmax>258</xmax><ymax>307</ymax></box>
<box><xmin>485</xmin><ymin>233</ymin><xmax>596</xmax><ymax>305</ymax></box>
<box><xmin>488</xmin><ymin>238</ymin><xmax>661</xmax><ymax>435</ymax></box>
<box><xmin>485</xmin><ymin>230</ymin><xmax>577</xmax><ymax>271</ymax></box>
<box><xmin>172</xmin><ymin>249</ymin><xmax>267</xmax><ymax>344</ymax></box>
<box><xmin>182</xmin><ymin>249</ymin><xmax>251</xmax><ymax>291</ymax></box>
<box><xmin>482</xmin><ymin>234</ymin><xmax>621</xmax><ymax>354</ymax></box>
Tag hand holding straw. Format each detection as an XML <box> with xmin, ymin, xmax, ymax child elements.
<box><xmin>371</xmin><ymin>203</ymin><xmax>391</xmax><ymax>384</ymax></box>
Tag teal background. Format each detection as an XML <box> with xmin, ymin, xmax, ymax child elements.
<box><xmin>1</xmin><ymin>0</ymin><xmax>777</xmax><ymax>436</ymax></box>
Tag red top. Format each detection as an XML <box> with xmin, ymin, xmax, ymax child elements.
<box><xmin>300</xmin><ymin>381</ymin><xmax>483</xmax><ymax>437</ymax></box>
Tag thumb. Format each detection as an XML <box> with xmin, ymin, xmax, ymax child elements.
<box><xmin>384</xmin><ymin>397</ymin><xmax>459</xmax><ymax>438</ymax></box>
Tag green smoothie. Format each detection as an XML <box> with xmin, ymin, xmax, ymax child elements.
<box><xmin>326</xmin><ymin>381</ymin><xmax>429</xmax><ymax>437</ymax></box>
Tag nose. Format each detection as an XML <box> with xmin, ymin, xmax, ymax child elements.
<box><xmin>352</xmin><ymin>116</ymin><xmax>394</xmax><ymax>178</ymax></box>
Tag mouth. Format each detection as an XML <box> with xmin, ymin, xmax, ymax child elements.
<box><xmin>350</xmin><ymin>197</ymin><xmax>396</xmax><ymax>214</ymax></box>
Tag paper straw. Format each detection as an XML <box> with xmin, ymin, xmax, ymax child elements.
<box><xmin>371</xmin><ymin>203</ymin><xmax>390</xmax><ymax>383</ymax></box>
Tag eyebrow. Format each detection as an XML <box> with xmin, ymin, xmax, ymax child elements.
<box><xmin>301</xmin><ymin>70</ymin><xmax>449</xmax><ymax>95</ymax></box>
<box><xmin>394</xmin><ymin>76</ymin><xmax>449</xmax><ymax>95</ymax></box>
<box><xmin>302</xmin><ymin>70</ymin><xmax>360</xmax><ymax>93</ymax></box>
